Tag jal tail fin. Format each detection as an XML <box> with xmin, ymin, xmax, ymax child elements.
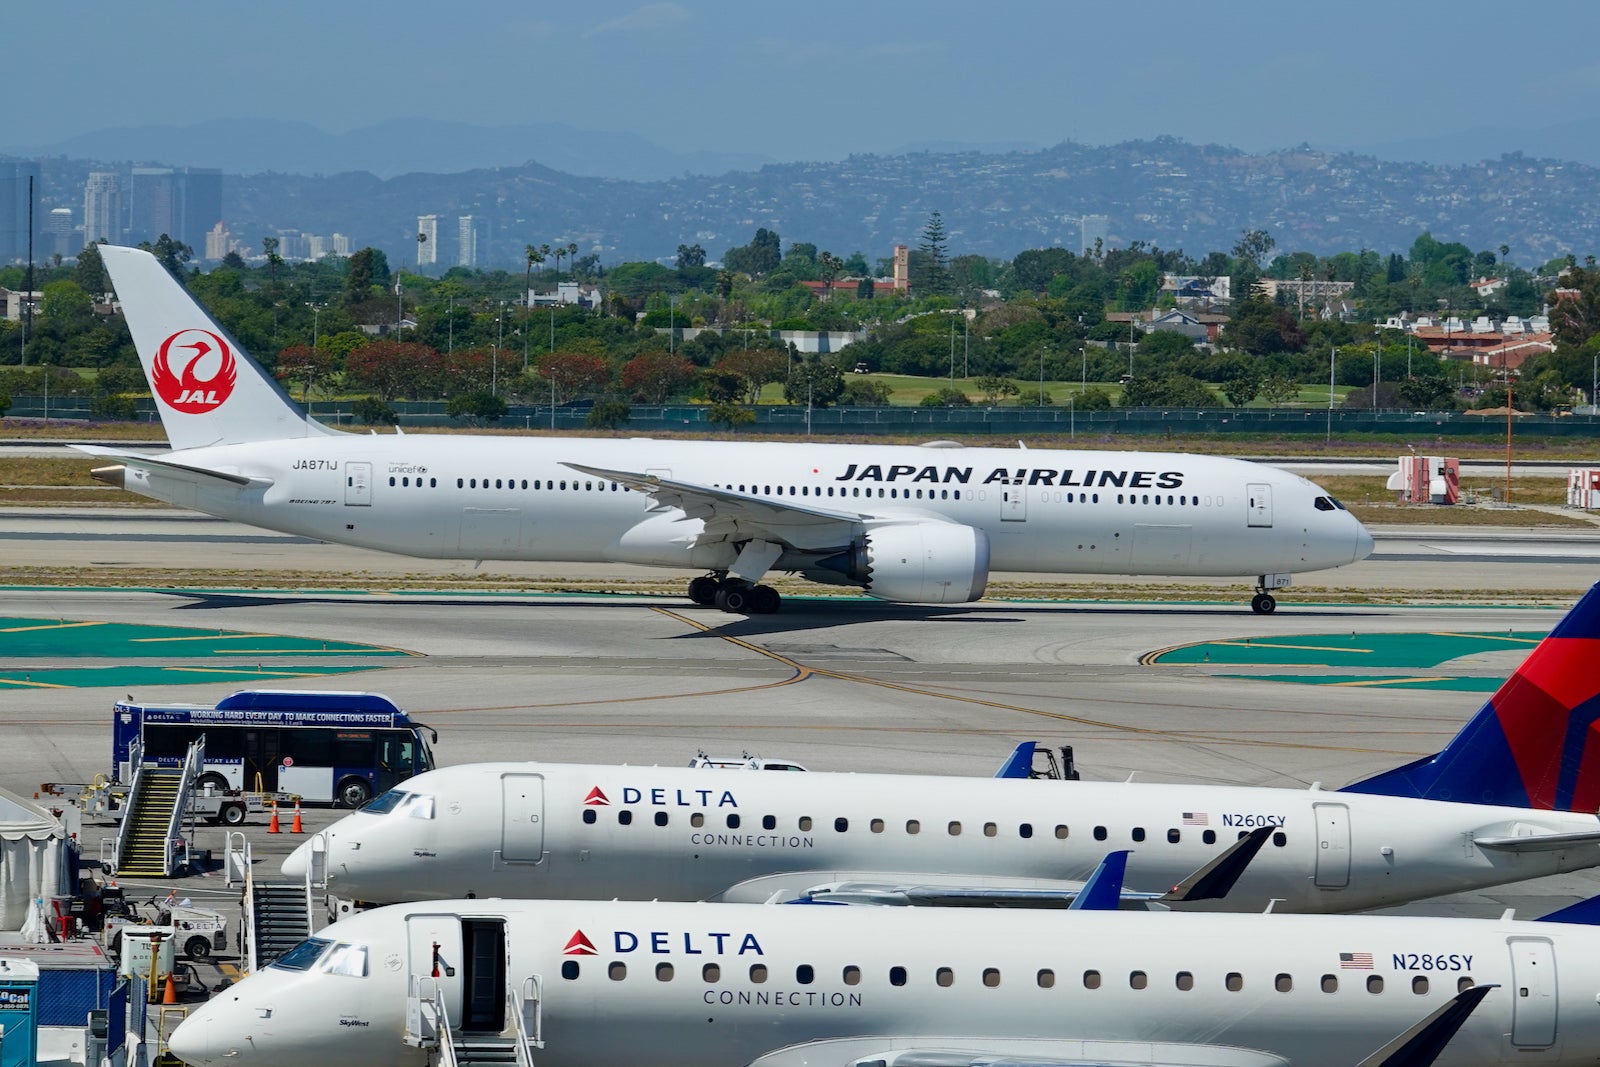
<box><xmin>1342</xmin><ymin>583</ymin><xmax>1600</xmax><ymax>811</ymax></box>
<box><xmin>99</xmin><ymin>244</ymin><xmax>339</xmax><ymax>450</ymax></box>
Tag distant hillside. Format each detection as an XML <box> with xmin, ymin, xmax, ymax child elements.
<box><xmin>14</xmin><ymin>138</ymin><xmax>1600</xmax><ymax>270</ymax></box>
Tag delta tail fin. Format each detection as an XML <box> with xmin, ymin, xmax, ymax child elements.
<box><xmin>99</xmin><ymin>245</ymin><xmax>339</xmax><ymax>450</ymax></box>
<box><xmin>1342</xmin><ymin>583</ymin><xmax>1600</xmax><ymax>811</ymax></box>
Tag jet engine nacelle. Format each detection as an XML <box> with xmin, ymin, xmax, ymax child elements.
<box><xmin>821</xmin><ymin>522</ymin><xmax>990</xmax><ymax>604</ymax></box>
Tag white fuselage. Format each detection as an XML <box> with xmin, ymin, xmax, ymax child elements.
<box><xmin>169</xmin><ymin>898</ymin><xmax>1600</xmax><ymax>1067</ymax></box>
<box><xmin>286</xmin><ymin>763</ymin><xmax>1600</xmax><ymax>913</ymax></box>
<box><xmin>120</xmin><ymin>436</ymin><xmax>1368</xmax><ymax>580</ymax></box>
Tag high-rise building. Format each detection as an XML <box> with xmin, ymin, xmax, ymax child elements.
<box><xmin>45</xmin><ymin>208</ymin><xmax>74</xmax><ymax>259</ymax></box>
<box><xmin>417</xmin><ymin>215</ymin><xmax>439</xmax><ymax>265</ymax></box>
<box><xmin>0</xmin><ymin>161</ymin><xmax>42</xmax><ymax>265</ymax></box>
<box><xmin>331</xmin><ymin>233</ymin><xmax>351</xmax><ymax>256</ymax></box>
<box><xmin>83</xmin><ymin>171</ymin><xmax>122</xmax><ymax>248</ymax></box>
<box><xmin>457</xmin><ymin>215</ymin><xmax>478</xmax><ymax>268</ymax></box>
<box><xmin>205</xmin><ymin>221</ymin><xmax>232</xmax><ymax>261</ymax></box>
<box><xmin>127</xmin><ymin>166</ymin><xmax>224</xmax><ymax>252</ymax></box>
<box><xmin>1080</xmin><ymin>214</ymin><xmax>1110</xmax><ymax>256</ymax></box>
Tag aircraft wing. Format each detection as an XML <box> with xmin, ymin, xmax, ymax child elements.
<box><xmin>562</xmin><ymin>460</ymin><xmax>883</xmax><ymax>555</ymax></box>
<box><xmin>747</xmin><ymin>986</ymin><xmax>1494</xmax><ymax>1067</ymax></box>
<box><xmin>72</xmin><ymin>445</ymin><xmax>271</xmax><ymax>490</ymax></box>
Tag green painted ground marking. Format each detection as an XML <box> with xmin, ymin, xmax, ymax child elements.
<box><xmin>0</xmin><ymin>664</ymin><xmax>389</xmax><ymax>689</ymax></box>
<box><xmin>0</xmin><ymin>617</ymin><xmax>411</xmax><ymax>659</ymax></box>
<box><xmin>1149</xmin><ymin>630</ymin><xmax>1546</xmax><ymax>668</ymax></box>
<box><xmin>1218</xmin><ymin>673</ymin><xmax>1504</xmax><ymax>693</ymax></box>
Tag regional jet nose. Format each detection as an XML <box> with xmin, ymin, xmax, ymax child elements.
<box><xmin>1354</xmin><ymin>521</ymin><xmax>1375</xmax><ymax>563</ymax></box>
<box><xmin>168</xmin><ymin>1012</ymin><xmax>209</xmax><ymax>1066</ymax></box>
<box><xmin>280</xmin><ymin>839</ymin><xmax>311</xmax><ymax>879</ymax></box>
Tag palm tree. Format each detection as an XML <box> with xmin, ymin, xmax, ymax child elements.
<box><xmin>525</xmin><ymin>244</ymin><xmax>543</xmax><ymax>298</ymax></box>
<box><xmin>567</xmin><ymin>242</ymin><xmax>579</xmax><ymax>277</ymax></box>
<box><xmin>539</xmin><ymin>243</ymin><xmax>551</xmax><ymax>279</ymax></box>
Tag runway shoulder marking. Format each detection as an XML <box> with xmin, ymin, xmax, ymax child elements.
<box><xmin>1145</xmin><ymin>629</ymin><xmax>1547</xmax><ymax>669</ymax></box>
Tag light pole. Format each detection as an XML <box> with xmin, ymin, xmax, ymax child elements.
<box><xmin>1078</xmin><ymin>314</ymin><xmax>1086</xmax><ymax>392</ymax></box>
<box><xmin>1327</xmin><ymin>346</ymin><xmax>1337</xmax><ymax>442</ymax></box>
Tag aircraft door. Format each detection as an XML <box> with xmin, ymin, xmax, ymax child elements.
<box><xmin>345</xmin><ymin>462</ymin><xmax>373</xmax><ymax>506</ymax></box>
<box><xmin>460</xmin><ymin>919</ymin><xmax>507</xmax><ymax>1032</ymax></box>
<box><xmin>1508</xmin><ymin>938</ymin><xmax>1557</xmax><ymax>1048</ymax></box>
<box><xmin>1246</xmin><ymin>482</ymin><xmax>1272</xmax><ymax>527</ymax></box>
<box><xmin>500</xmin><ymin>774</ymin><xmax>545</xmax><ymax>863</ymax></box>
<box><xmin>1001</xmin><ymin>486</ymin><xmax>1027</xmax><ymax>521</ymax></box>
<box><xmin>1312</xmin><ymin>802</ymin><xmax>1350</xmax><ymax>888</ymax></box>
<box><xmin>407</xmin><ymin>913</ymin><xmax>464</xmax><ymax>1022</ymax></box>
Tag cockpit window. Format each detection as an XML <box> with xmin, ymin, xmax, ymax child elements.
<box><xmin>271</xmin><ymin>937</ymin><xmax>332</xmax><ymax>972</ymax></box>
<box><xmin>1328</xmin><ymin>496</ymin><xmax>1346</xmax><ymax>510</ymax></box>
<box><xmin>320</xmin><ymin>942</ymin><xmax>369</xmax><ymax>977</ymax></box>
<box><xmin>362</xmin><ymin>789</ymin><xmax>408</xmax><ymax>815</ymax></box>
<box><xmin>399</xmin><ymin>793</ymin><xmax>435</xmax><ymax>820</ymax></box>
<box><xmin>1313</xmin><ymin>496</ymin><xmax>1336</xmax><ymax>511</ymax></box>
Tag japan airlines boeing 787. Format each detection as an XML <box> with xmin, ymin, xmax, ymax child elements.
<box><xmin>86</xmin><ymin>245</ymin><xmax>1371</xmax><ymax>613</ymax></box>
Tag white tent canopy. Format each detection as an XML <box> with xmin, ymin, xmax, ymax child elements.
<box><xmin>0</xmin><ymin>788</ymin><xmax>70</xmax><ymax>932</ymax></box>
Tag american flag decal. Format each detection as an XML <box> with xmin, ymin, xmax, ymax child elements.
<box><xmin>1340</xmin><ymin>952</ymin><xmax>1374</xmax><ymax>970</ymax></box>
<box><xmin>1182</xmin><ymin>812</ymin><xmax>1209</xmax><ymax>826</ymax></box>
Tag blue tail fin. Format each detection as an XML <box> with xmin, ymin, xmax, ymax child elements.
<box><xmin>1068</xmin><ymin>851</ymin><xmax>1130</xmax><ymax>911</ymax></box>
<box><xmin>994</xmin><ymin>743</ymin><xmax>1036</xmax><ymax>779</ymax></box>
<box><xmin>1342</xmin><ymin>582</ymin><xmax>1600</xmax><ymax>810</ymax></box>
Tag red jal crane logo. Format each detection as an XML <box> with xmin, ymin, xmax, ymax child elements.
<box><xmin>152</xmin><ymin>329</ymin><xmax>237</xmax><ymax>413</ymax></box>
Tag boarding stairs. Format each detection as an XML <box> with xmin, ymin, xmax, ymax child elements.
<box><xmin>115</xmin><ymin>737</ymin><xmax>202</xmax><ymax>878</ymax></box>
<box><xmin>231</xmin><ymin>828</ymin><xmax>317</xmax><ymax>971</ymax></box>
<box><xmin>406</xmin><ymin>975</ymin><xmax>543</xmax><ymax>1067</ymax></box>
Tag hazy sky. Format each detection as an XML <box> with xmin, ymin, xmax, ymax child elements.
<box><xmin>14</xmin><ymin>0</ymin><xmax>1600</xmax><ymax>160</ymax></box>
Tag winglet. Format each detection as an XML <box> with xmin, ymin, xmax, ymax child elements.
<box><xmin>1355</xmin><ymin>985</ymin><xmax>1496</xmax><ymax>1067</ymax></box>
<box><xmin>1342</xmin><ymin>582</ymin><xmax>1600</xmax><ymax>810</ymax></box>
<box><xmin>994</xmin><ymin>743</ymin><xmax>1036</xmax><ymax>779</ymax></box>
<box><xmin>1162</xmin><ymin>825</ymin><xmax>1273</xmax><ymax>903</ymax></box>
<box><xmin>1535</xmin><ymin>895</ymin><xmax>1600</xmax><ymax>925</ymax></box>
<box><xmin>1067</xmin><ymin>851</ymin><xmax>1130</xmax><ymax>911</ymax></box>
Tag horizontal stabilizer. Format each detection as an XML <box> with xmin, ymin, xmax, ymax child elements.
<box><xmin>994</xmin><ymin>743</ymin><xmax>1036</xmax><ymax>779</ymax></box>
<box><xmin>73</xmin><ymin>445</ymin><xmax>269</xmax><ymax>490</ymax></box>
<box><xmin>1474</xmin><ymin>828</ymin><xmax>1600</xmax><ymax>853</ymax></box>
<box><xmin>1162</xmin><ymin>825</ymin><xmax>1273</xmax><ymax>903</ymax></box>
<box><xmin>1355</xmin><ymin>985</ymin><xmax>1496</xmax><ymax>1067</ymax></box>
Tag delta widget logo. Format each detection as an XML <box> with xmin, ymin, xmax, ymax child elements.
<box><xmin>152</xmin><ymin>329</ymin><xmax>237</xmax><ymax>413</ymax></box>
<box><xmin>563</xmin><ymin>931</ymin><xmax>598</xmax><ymax>955</ymax></box>
<box><xmin>582</xmin><ymin>787</ymin><xmax>610</xmax><ymax>806</ymax></box>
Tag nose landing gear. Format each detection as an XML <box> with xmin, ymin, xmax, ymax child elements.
<box><xmin>1250</xmin><ymin>592</ymin><xmax>1277</xmax><ymax>614</ymax></box>
<box><xmin>1250</xmin><ymin>573</ymin><xmax>1290</xmax><ymax>614</ymax></box>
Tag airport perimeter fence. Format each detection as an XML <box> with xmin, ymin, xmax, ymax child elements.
<box><xmin>9</xmin><ymin>395</ymin><xmax>1600</xmax><ymax>438</ymax></box>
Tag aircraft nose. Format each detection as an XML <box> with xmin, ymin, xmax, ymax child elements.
<box><xmin>1353</xmin><ymin>521</ymin><xmax>1375</xmax><ymax>562</ymax></box>
<box><xmin>280</xmin><ymin>839</ymin><xmax>310</xmax><ymax>879</ymax></box>
<box><xmin>168</xmin><ymin>1012</ymin><xmax>209</xmax><ymax>1066</ymax></box>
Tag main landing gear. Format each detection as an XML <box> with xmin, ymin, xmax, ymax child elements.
<box><xmin>687</xmin><ymin>573</ymin><xmax>782</xmax><ymax>615</ymax></box>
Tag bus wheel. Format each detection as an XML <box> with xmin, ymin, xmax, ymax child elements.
<box><xmin>196</xmin><ymin>772</ymin><xmax>228</xmax><ymax>794</ymax></box>
<box><xmin>336</xmin><ymin>777</ymin><xmax>372</xmax><ymax>809</ymax></box>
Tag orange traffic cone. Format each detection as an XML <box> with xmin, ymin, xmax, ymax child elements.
<box><xmin>162</xmin><ymin>972</ymin><xmax>178</xmax><ymax>1004</ymax></box>
<box><xmin>290</xmin><ymin>801</ymin><xmax>303</xmax><ymax>835</ymax></box>
<box><xmin>267</xmin><ymin>801</ymin><xmax>280</xmax><ymax>834</ymax></box>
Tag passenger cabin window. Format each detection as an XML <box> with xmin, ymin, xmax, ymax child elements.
<box><xmin>561</xmin><ymin>960</ymin><xmax>580</xmax><ymax>980</ymax></box>
<box><xmin>1176</xmin><ymin>971</ymin><xmax>1194</xmax><ymax>991</ymax></box>
<box><xmin>609</xmin><ymin>963</ymin><xmax>627</xmax><ymax>981</ymax></box>
<box><xmin>890</xmin><ymin>966</ymin><xmax>907</xmax><ymax>987</ymax></box>
<box><xmin>948</xmin><ymin>821</ymin><xmax>962</xmax><ymax>836</ymax></box>
<box><xmin>871</xmin><ymin>818</ymin><xmax>885</xmax><ymax>833</ymax></box>
<box><xmin>762</xmin><ymin>815</ymin><xmax>775</xmax><ymax>830</ymax></box>
<box><xmin>1412</xmin><ymin>976</ymin><xmax>1429</xmax><ymax>995</ymax></box>
<box><xmin>799</xmin><ymin>816</ymin><xmax>813</xmax><ymax>831</ymax></box>
<box><xmin>691</xmin><ymin>813</ymin><xmax>705</xmax><ymax>828</ymax></box>
<box><xmin>1083</xmin><ymin>970</ymin><xmax>1101</xmax><ymax>989</ymax></box>
<box><xmin>1275</xmin><ymin>974</ymin><xmax>1293</xmax><ymax>993</ymax></box>
<box><xmin>983</xmin><ymin>822</ymin><xmax>998</xmax><ymax>838</ymax></box>
<box><xmin>1130</xmin><ymin>971</ymin><xmax>1148</xmax><ymax>989</ymax></box>
<box><xmin>1054</xmin><ymin>825</ymin><xmax>1068</xmax><ymax>840</ymax></box>
<box><xmin>1367</xmin><ymin>976</ymin><xmax>1384</xmax><ymax>994</ymax></box>
<box><xmin>983</xmin><ymin>968</ymin><xmax>1001</xmax><ymax>988</ymax></box>
<box><xmin>1321</xmin><ymin>974</ymin><xmax>1338</xmax><ymax>993</ymax></box>
<box><xmin>1225</xmin><ymin>973</ymin><xmax>1244</xmax><ymax>991</ymax></box>
<box><xmin>937</xmin><ymin>967</ymin><xmax>955</xmax><ymax>987</ymax></box>
<box><xmin>582</xmin><ymin>809</ymin><xmax>597</xmax><ymax>825</ymax></box>
<box><xmin>654</xmin><ymin>812</ymin><xmax>668</xmax><ymax>827</ymax></box>
<box><xmin>656</xmin><ymin>963</ymin><xmax>674</xmax><ymax>982</ymax></box>
<box><xmin>702</xmin><ymin>963</ymin><xmax>720</xmax><ymax>982</ymax></box>
<box><xmin>1457</xmin><ymin>977</ymin><xmax>1474</xmax><ymax>993</ymax></box>
<box><xmin>906</xmin><ymin>820</ymin><xmax>921</xmax><ymax>835</ymax></box>
<box><xmin>843</xmin><ymin>966</ymin><xmax>862</xmax><ymax>986</ymax></box>
<box><xmin>749</xmin><ymin>964</ymin><xmax>768</xmax><ymax>983</ymax></box>
<box><xmin>1037</xmin><ymin>969</ymin><xmax>1055</xmax><ymax>988</ymax></box>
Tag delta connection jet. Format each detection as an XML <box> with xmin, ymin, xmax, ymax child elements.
<box><xmin>167</xmin><ymin>893</ymin><xmax>1600</xmax><ymax>1067</ymax></box>
<box><xmin>283</xmin><ymin>584</ymin><xmax>1600</xmax><ymax>914</ymax></box>
<box><xmin>83</xmin><ymin>245</ymin><xmax>1371</xmax><ymax>615</ymax></box>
